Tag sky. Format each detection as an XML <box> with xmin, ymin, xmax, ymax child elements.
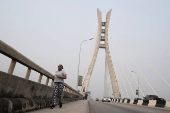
<box><xmin>0</xmin><ymin>0</ymin><xmax>170</xmax><ymax>100</ymax></box>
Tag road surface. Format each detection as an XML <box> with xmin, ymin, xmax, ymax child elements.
<box><xmin>89</xmin><ymin>101</ymin><xmax>170</xmax><ymax>113</ymax></box>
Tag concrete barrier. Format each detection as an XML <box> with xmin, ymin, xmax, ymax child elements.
<box><xmin>133</xmin><ymin>100</ymin><xmax>138</xmax><ymax>104</ymax></box>
<box><xmin>127</xmin><ymin>99</ymin><xmax>130</xmax><ymax>104</ymax></box>
<box><xmin>118</xmin><ymin>99</ymin><xmax>121</xmax><ymax>102</ymax></box>
<box><xmin>122</xmin><ymin>99</ymin><xmax>125</xmax><ymax>103</ymax></box>
<box><xmin>124</xmin><ymin>99</ymin><xmax>128</xmax><ymax>103</ymax></box>
<box><xmin>155</xmin><ymin>99</ymin><xmax>166</xmax><ymax>108</ymax></box>
<box><xmin>0</xmin><ymin>71</ymin><xmax>82</xmax><ymax>112</ymax></box>
<box><xmin>166</xmin><ymin>101</ymin><xmax>170</xmax><ymax>107</ymax></box>
<box><xmin>0</xmin><ymin>97</ymin><xmax>78</xmax><ymax>113</ymax></box>
<box><xmin>137</xmin><ymin>100</ymin><xmax>143</xmax><ymax>105</ymax></box>
<box><xmin>112</xmin><ymin>99</ymin><xmax>114</xmax><ymax>102</ymax></box>
<box><xmin>130</xmin><ymin>99</ymin><xmax>134</xmax><ymax>104</ymax></box>
<box><xmin>142</xmin><ymin>99</ymin><xmax>149</xmax><ymax>106</ymax></box>
<box><xmin>148</xmin><ymin>100</ymin><xmax>157</xmax><ymax>107</ymax></box>
<box><xmin>120</xmin><ymin>99</ymin><xmax>168</xmax><ymax>109</ymax></box>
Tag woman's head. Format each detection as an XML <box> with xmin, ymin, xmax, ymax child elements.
<box><xmin>58</xmin><ymin>64</ymin><xmax>63</xmax><ymax>71</ymax></box>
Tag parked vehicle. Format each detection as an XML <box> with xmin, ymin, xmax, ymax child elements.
<box><xmin>134</xmin><ymin>98</ymin><xmax>142</xmax><ymax>100</ymax></box>
<box><xmin>124</xmin><ymin>98</ymin><xmax>130</xmax><ymax>100</ymax></box>
<box><xmin>157</xmin><ymin>98</ymin><xmax>166</xmax><ymax>101</ymax></box>
<box><xmin>102</xmin><ymin>97</ymin><xmax>111</xmax><ymax>102</ymax></box>
<box><xmin>96</xmin><ymin>98</ymin><xmax>99</xmax><ymax>101</ymax></box>
<box><xmin>143</xmin><ymin>95</ymin><xmax>158</xmax><ymax>100</ymax></box>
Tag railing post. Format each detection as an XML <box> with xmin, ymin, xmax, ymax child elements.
<box><xmin>66</xmin><ymin>87</ymin><xmax>68</xmax><ymax>92</ymax></box>
<box><xmin>51</xmin><ymin>79</ymin><xmax>54</xmax><ymax>87</ymax></box>
<box><xmin>38</xmin><ymin>74</ymin><xmax>43</xmax><ymax>83</ymax></box>
<box><xmin>45</xmin><ymin>77</ymin><xmax>49</xmax><ymax>85</ymax></box>
<box><xmin>25</xmin><ymin>68</ymin><xmax>31</xmax><ymax>80</ymax></box>
<box><xmin>8</xmin><ymin>59</ymin><xmax>16</xmax><ymax>74</ymax></box>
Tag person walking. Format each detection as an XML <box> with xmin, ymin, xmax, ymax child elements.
<box><xmin>50</xmin><ymin>64</ymin><xmax>67</xmax><ymax>109</ymax></box>
<box><xmin>85</xmin><ymin>93</ymin><xmax>88</xmax><ymax>100</ymax></box>
<box><xmin>83</xmin><ymin>92</ymin><xmax>85</xmax><ymax>100</ymax></box>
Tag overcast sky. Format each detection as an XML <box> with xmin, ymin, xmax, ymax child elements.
<box><xmin>0</xmin><ymin>0</ymin><xmax>170</xmax><ymax>100</ymax></box>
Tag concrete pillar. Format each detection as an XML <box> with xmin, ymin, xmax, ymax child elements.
<box><xmin>80</xmin><ymin>9</ymin><xmax>102</xmax><ymax>93</ymax></box>
<box><xmin>80</xmin><ymin>9</ymin><xmax>120</xmax><ymax>98</ymax></box>
<box><xmin>51</xmin><ymin>79</ymin><xmax>54</xmax><ymax>87</ymax></box>
<box><xmin>8</xmin><ymin>59</ymin><xmax>16</xmax><ymax>75</ymax></box>
<box><xmin>25</xmin><ymin>68</ymin><xmax>31</xmax><ymax>80</ymax></box>
<box><xmin>45</xmin><ymin>77</ymin><xmax>49</xmax><ymax>85</ymax></box>
<box><xmin>104</xmin><ymin>9</ymin><xmax>120</xmax><ymax>98</ymax></box>
<box><xmin>38</xmin><ymin>74</ymin><xmax>43</xmax><ymax>83</ymax></box>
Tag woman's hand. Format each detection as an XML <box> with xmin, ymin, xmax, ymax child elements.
<box><xmin>51</xmin><ymin>76</ymin><xmax>54</xmax><ymax>79</ymax></box>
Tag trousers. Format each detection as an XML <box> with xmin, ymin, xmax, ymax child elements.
<box><xmin>52</xmin><ymin>82</ymin><xmax>64</xmax><ymax>105</ymax></box>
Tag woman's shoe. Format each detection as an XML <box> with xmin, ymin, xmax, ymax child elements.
<box><xmin>59</xmin><ymin>102</ymin><xmax>62</xmax><ymax>108</ymax></box>
<box><xmin>50</xmin><ymin>105</ymin><xmax>55</xmax><ymax>109</ymax></box>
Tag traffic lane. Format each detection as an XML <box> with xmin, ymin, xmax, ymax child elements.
<box><xmin>89</xmin><ymin>101</ymin><xmax>170</xmax><ymax>113</ymax></box>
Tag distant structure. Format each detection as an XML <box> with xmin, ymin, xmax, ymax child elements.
<box><xmin>80</xmin><ymin>9</ymin><xmax>120</xmax><ymax>98</ymax></box>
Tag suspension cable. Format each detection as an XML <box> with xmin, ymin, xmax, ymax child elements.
<box><xmin>111</xmin><ymin>41</ymin><xmax>136</xmax><ymax>97</ymax></box>
<box><xmin>114</xmin><ymin>58</ymin><xmax>129</xmax><ymax>98</ymax></box>
<box><xmin>111</xmin><ymin>26</ymin><xmax>170</xmax><ymax>87</ymax></box>
<box><xmin>110</xmin><ymin>34</ymin><xmax>145</xmax><ymax>97</ymax></box>
<box><xmin>110</xmin><ymin>27</ymin><xmax>157</xmax><ymax>95</ymax></box>
<box><xmin>116</xmin><ymin>72</ymin><xmax>124</xmax><ymax>98</ymax></box>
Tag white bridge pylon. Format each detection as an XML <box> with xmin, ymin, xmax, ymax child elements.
<box><xmin>80</xmin><ymin>9</ymin><xmax>120</xmax><ymax>98</ymax></box>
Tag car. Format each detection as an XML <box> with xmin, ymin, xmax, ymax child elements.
<box><xmin>143</xmin><ymin>95</ymin><xmax>158</xmax><ymax>100</ymax></box>
<box><xmin>90</xmin><ymin>98</ymin><xmax>93</xmax><ymax>101</ymax></box>
<box><xmin>102</xmin><ymin>97</ymin><xmax>111</xmax><ymax>102</ymax></box>
<box><xmin>134</xmin><ymin>98</ymin><xmax>142</xmax><ymax>100</ymax></box>
<box><xmin>124</xmin><ymin>98</ymin><xmax>130</xmax><ymax>100</ymax></box>
<box><xmin>96</xmin><ymin>98</ymin><xmax>99</xmax><ymax>101</ymax></box>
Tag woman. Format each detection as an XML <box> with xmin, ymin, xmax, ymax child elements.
<box><xmin>50</xmin><ymin>64</ymin><xmax>67</xmax><ymax>109</ymax></box>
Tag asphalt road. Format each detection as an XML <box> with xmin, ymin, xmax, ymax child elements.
<box><xmin>89</xmin><ymin>101</ymin><xmax>170</xmax><ymax>113</ymax></box>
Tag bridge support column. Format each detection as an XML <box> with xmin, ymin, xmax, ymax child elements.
<box><xmin>45</xmin><ymin>77</ymin><xmax>49</xmax><ymax>85</ymax></box>
<box><xmin>38</xmin><ymin>74</ymin><xmax>43</xmax><ymax>83</ymax></box>
<box><xmin>8</xmin><ymin>59</ymin><xmax>16</xmax><ymax>75</ymax></box>
<box><xmin>80</xmin><ymin>9</ymin><xmax>120</xmax><ymax>98</ymax></box>
<box><xmin>25</xmin><ymin>68</ymin><xmax>31</xmax><ymax>80</ymax></box>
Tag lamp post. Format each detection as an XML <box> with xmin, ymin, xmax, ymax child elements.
<box><xmin>131</xmin><ymin>71</ymin><xmax>139</xmax><ymax>98</ymax></box>
<box><xmin>77</xmin><ymin>38</ymin><xmax>93</xmax><ymax>91</ymax></box>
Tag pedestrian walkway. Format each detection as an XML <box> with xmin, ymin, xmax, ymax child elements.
<box><xmin>28</xmin><ymin>100</ymin><xmax>89</xmax><ymax>113</ymax></box>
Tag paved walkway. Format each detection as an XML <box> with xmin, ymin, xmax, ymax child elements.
<box><xmin>28</xmin><ymin>100</ymin><xmax>89</xmax><ymax>113</ymax></box>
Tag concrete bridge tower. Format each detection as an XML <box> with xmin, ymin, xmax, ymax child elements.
<box><xmin>80</xmin><ymin>9</ymin><xmax>120</xmax><ymax>98</ymax></box>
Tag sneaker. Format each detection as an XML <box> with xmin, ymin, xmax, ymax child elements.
<box><xmin>50</xmin><ymin>105</ymin><xmax>55</xmax><ymax>109</ymax></box>
<box><xmin>59</xmin><ymin>102</ymin><xmax>62</xmax><ymax>108</ymax></box>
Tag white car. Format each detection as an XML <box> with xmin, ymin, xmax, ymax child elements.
<box><xmin>102</xmin><ymin>97</ymin><xmax>111</xmax><ymax>102</ymax></box>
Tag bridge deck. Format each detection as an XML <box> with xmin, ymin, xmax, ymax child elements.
<box><xmin>28</xmin><ymin>100</ymin><xmax>88</xmax><ymax>113</ymax></box>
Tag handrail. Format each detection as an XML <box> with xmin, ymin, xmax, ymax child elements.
<box><xmin>0</xmin><ymin>40</ymin><xmax>53</xmax><ymax>78</ymax></box>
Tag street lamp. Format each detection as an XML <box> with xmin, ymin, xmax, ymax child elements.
<box><xmin>131</xmin><ymin>71</ymin><xmax>139</xmax><ymax>98</ymax></box>
<box><xmin>77</xmin><ymin>38</ymin><xmax>93</xmax><ymax>91</ymax></box>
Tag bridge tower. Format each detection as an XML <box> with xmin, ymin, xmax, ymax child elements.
<box><xmin>80</xmin><ymin>9</ymin><xmax>120</xmax><ymax>98</ymax></box>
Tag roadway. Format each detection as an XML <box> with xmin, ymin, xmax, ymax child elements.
<box><xmin>89</xmin><ymin>101</ymin><xmax>170</xmax><ymax>113</ymax></box>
